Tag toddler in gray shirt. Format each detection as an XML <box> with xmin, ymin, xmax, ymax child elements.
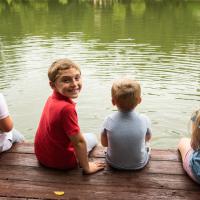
<box><xmin>101</xmin><ymin>78</ymin><xmax>152</xmax><ymax>170</ymax></box>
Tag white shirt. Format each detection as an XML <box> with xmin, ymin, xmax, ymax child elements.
<box><xmin>0</xmin><ymin>93</ymin><xmax>12</xmax><ymax>151</ymax></box>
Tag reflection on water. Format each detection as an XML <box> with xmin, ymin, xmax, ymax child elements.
<box><xmin>0</xmin><ymin>0</ymin><xmax>200</xmax><ymax>148</ymax></box>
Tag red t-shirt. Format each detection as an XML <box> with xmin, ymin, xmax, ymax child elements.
<box><xmin>34</xmin><ymin>91</ymin><xmax>80</xmax><ymax>169</ymax></box>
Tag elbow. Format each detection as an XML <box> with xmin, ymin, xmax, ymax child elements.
<box><xmin>101</xmin><ymin>142</ymin><xmax>107</xmax><ymax>147</ymax></box>
<box><xmin>0</xmin><ymin>117</ymin><xmax>13</xmax><ymax>132</ymax></box>
<box><xmin>146</xmin><ymin>134</ymin><xmax>152</xmax><ymax>142</ymax></box>
<box><xmin>74</xmin><ymin>140</ymin><xmax>85</xmax><ymax>149</ymax></box>
<box><xmin>3</xmin><ymin>126</ymin><xmax>13</xmax><ymax>132</ymax></box>
<box><xmin>4</xmin><ymin>121</ymin><xmax>13</xmax><ymax>132</ymax></box>
<box><xmin>101</xmin><ymin>139</ymin><xmax>108</xmax><ymax>147</ymax></box>
<box><xmin>101</xmin><ymin>131</ymin><xmax>108</xmax><ymax>147</ymax></box>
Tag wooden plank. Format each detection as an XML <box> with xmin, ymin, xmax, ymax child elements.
<box><xmin>0</xmin><ymin>179</ymin><xmax>200</xmax><ymax>200</ymax></box>
<box><xmin>0</xmin><ymin>152</ymin><xmax>38</xmax><ymax>167</ymax></box>
<box><xmin>7</xmin><ymin>143</ymin><xmax>34</xmax><ymax>154</ymax></box>
<box><xmin>8</xmin><ymin>143</ymin><xmax>181</xmax><ymax>161</ymax></box>
<box><xmin>0</xmin><ymin>143</ymin><xmax>199</xmax><ymax>200</ymax></box>
<box><xmin>90</xmin><ymin>145</ymin><xmax>181</xmax><ymax>161</ymax></box>
<box><xmin>0</xmin><ymin>152</ymin><xmax>185</xmax><ymax>175</ymax></box>
<box><xmin>0</xmin><ymin>165</ymin><xmax>198</xmax><ymax>191</ymax></box>
<box><xmin>0</xmin><ymin>198</ymin><xmax>27</xmax><ymax>200</ymax></box>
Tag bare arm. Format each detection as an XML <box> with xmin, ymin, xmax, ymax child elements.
<box><xmin>145</xmin><ymin>128</ymin><xmax>152</xmax><ymax>142</ymax></box>
<box><xmin>0</xmin><ymin>116</ymin><xmax>13</xmax><ymax>133</ymax></box>
<box><xmin>69</xmin><ymin>132</ymin><xmax>105</xmax><ymax>174</ymax></box>
<box><xmin>101</xmin><ymin>130</ymin><xmax>108</xmax><ymax>147</ymax></box>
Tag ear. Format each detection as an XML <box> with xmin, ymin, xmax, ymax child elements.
<box><xmin>137</xmin><ymin>97</ymin><xmax>142</xmax><ymax>104</ymax></box>
<box><xmin>49</xmin><ymin>81</ymin><xmax>55</xmax><ymax>89</ymax></box>
<box><xmin>112</xmin><ymin>98</ymin><xmax>116</xmax><ymax>106</ymax></box>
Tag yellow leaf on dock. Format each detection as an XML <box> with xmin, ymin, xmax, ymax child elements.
<box><xmin>54</xmin><ymin>191</ymin><xmax>65</xmax><ymax>196</ymax></box>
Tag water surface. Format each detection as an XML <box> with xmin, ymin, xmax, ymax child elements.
<box><xmin>0</xmin><ymin>0</ymin><xmax>200</xmax><ymax>148</ymax></box>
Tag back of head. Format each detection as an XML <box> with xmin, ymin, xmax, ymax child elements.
<box><xmin>111</xmin><ymin>78</ymin><xmax>141</xmax><ymax>112</ymax></box>
<box><xmin>191</xmin><ymin>109</ymin><xmax>200</xmax><ymax>150</ymax></box>
<box><xmin>48</xmin><ymin>58</ymin><xmax>81</xmax><ymax>82</ymax></box>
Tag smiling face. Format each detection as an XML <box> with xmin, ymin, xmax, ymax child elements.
<box><xmin>50</xmin><ymin>67</ymin><xmax>82</xmax><ymax>99</ymax></box>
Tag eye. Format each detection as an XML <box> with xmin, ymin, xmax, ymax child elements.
<box><xmin>63</xmin><ymin>78</ymin><xmax>71</xmax><ymax>83</ymax></box>
<box><xmin>75</xmin><ymin>75</ymin><xmax>81</xmax><ymax>81</ymax></box>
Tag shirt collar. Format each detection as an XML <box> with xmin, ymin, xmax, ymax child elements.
<box><xmin>52</xmin><ymin>90</ymin><xmax>75</xmax><ymax>105</ymax></box>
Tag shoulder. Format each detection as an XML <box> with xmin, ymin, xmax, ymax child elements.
<box><xmin>61</xmin><ymin>101</ymin><xmax>77</xmax><ymax>117</ymax></box>
<box><xmin>0</xmin><ymin>94</ymin><xmax>9</xmax><ymax>119</ymax></box>
<box><xmin>102</xmin><ymin>112</ymin><xmax>117</xmax><ymax>128</ymax></box>
<box><xmin>135</xmin><ymin>112</ymin><xmax>151</xmax><ymax>127</ymax></box>
<box><xmin>104</xmin><ymin>112</ymin><xmax>118</xmax><ymax>121</ymax></box>
<box><xmin>50</xmin><ymin>96</ymin><xmax>76</xmax><ymax>110</ymax></box>
<box><xmin>46</xmin><ymin>96</ymin><xmax>77</xmax><ymax>116</ymax></box>
<box><xmin>0</xmin><ymin>93</ymin><xmax>7</xmax><ymax>108</ymax></box>
<box><xmin>0</xmin><ymin>93</ymin><xmax>5</xmax><ymax>103</ymax></box>
<box><xmin>138</xmin><ymin>112</ymin><xmax>150</xmax><ymax>121</ymax></box>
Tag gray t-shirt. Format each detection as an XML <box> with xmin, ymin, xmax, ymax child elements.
<box><xmin>101</xmin><ymin>110</ymin><xmax>151</xmax><ymax>170</ymax></box>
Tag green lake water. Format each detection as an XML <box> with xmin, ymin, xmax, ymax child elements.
<box><xmin>0</xmin><ymin>0</ymin><xmax>200</xmax><ymax>148</ymax></box>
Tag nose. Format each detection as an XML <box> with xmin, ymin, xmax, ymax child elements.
<box><xmin>70</xmin><ymin>78</ymin><xmax>78</xmax><ymax>87</ymax></box>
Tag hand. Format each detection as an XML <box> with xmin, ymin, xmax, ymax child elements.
<box><xmin>83</xmin><ymin>161</ymin><xmax>105</xmax><ymax>175</ymax></box>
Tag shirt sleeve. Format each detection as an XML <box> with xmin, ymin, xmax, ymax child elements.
<box><xmin>101</xmin><ymin>116</ymin><xmax>112</xmax><ymax>134</ymax></box>
<box><xmin>0</xmin><ymin>94</ymin><xmax>9</xmax><ymax>120</ymax></box>
<box><xmin>140</xmin><ymin>113</ymin><xmax>152</xmax><ymax>135</ymax></box>
<box><xmin>62</xmin><ymin>105</ymin><xmax>80</xmax><ymax>136</ymax></box>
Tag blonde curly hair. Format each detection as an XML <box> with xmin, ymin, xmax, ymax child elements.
<box><xmin>191</xmin><ymin>109</ymin><xmax>200</xmax><ymax>150</ymax></box>
<box><xmin>111</xmin><ymin>78</ymin><xmax>141</xmax><ymax>112</ymax></box>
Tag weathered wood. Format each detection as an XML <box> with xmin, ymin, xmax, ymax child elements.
<box><xmin>0</xmin><ymin>165</ymin><xmax>197</xmax><ymax>190</ymax></box>
<box><xmin>9</xmin><ymin>143</ymin><xmax>181</xmax><ymax>161</ymax></box>
<box><xmin>7</xmin><ymin>143</ymin><xmax>34</xmax><ymax>154</ymax></box>
<box><xmin>0</xmin><ymin>179</ymin><xmax>199</xmax><ymax>200</ymax></box>
<box><xmin>0</xmin><ymin>152</ymin><xmax>184</xmax><ymax>175</ymax></box>
<box><xmin>90</xmin><ymin>145</ymin><xmax>181</xmax><ymax>161</ymax></box>
<box><xmin>0</xmin><ymin>143</ymin><xmax>199</xmax><ymax>200</ymax></box>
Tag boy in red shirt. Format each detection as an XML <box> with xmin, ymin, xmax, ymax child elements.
<box><xmin>34</xmin><ymin>58</ymin><xmax>105</xmax><ymax>174</ymax></box>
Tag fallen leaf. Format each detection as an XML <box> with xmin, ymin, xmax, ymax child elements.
<box><xmin>54</xmin><ymin>191</ymin><xmax>65</xmax><ymax>196</ymax></box>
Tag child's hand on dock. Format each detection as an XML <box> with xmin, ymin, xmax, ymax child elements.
<box><xmin>83</xmin><ymin>161</ymin><xmax>105</xmax><ymax>175</ymax></box>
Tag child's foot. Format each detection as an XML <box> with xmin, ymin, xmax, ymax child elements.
<box><xmin>12</xmin><ymin>129</ymin><xmax>25</xmax><ymax>143</ymax></box>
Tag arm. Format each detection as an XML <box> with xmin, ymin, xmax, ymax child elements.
<box><xmin>69</xmin><ymin>132</ymin><xmax>105</xmax><ymax>174</ymax></box>
<box><xmin>0</xmin><ymin>116</ymin><xmax>13</xmax><ymax>133</ymax></box>
<box><xmin>101</xmin><ymin>129</ymin><xmax>108</xmax><ymax>147</ymax></box>
<box><xmin>0</xmin><ymin>94</ymin><xmax>13</xmax><ymax>133</ymax></box>
<box><xmin>145</xmin><ymin>128</ymin><xmax>152</xmax><ymax>142</ymax></box>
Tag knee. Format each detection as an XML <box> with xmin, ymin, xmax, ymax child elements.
<box><xmin>178</xmin><ymin>137</ymin><xmax>190</xmax><ymax>148</ymax></box>
<box><xmin>178</xmin><ymin>137</ymin><xmax>191</xmax><ymax>152</ymax></box>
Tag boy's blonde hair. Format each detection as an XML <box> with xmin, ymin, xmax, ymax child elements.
<box><xmin>48</xmin><ymin>58</ymin><xmax>81</xmax><ymax>82</ymax></box>
<box><xmin>111</xmin><ymin>78</ymin><xmax>141</xmax><ymax>112</ymax></box>
<box><xmin>191</xmin><ymin>109</ymin><xmax>200</xmax><ymax>150</ymax></box>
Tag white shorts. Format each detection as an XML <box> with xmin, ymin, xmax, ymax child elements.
<box><xmin>83</xmin><ymin>133</ymin><xmax>98</xmax><ymax>153</ymax></box>
<box><xmin>0</xmin><ymin>129</ymin><xmax>24</xmax><ymax>153</ymax></box>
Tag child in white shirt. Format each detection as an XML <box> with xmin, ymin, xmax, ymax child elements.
<box><xmin>0</xmin><ymin>93</ymin><xmax>24</xmax><ymax>152</ymax></box>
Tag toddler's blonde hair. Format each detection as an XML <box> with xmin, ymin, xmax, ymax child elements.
<box><xmin>111</xmin><ymin>78</ymin><xmax>141</xmax><ymax>112</ymax></box>
<box><xmin>48</xmin><ymin>58</ymin><xmax>81</xmax><ymax>82</ymax></box>
<box><xmin>191</xmin><ymin>109</ymin><xmax>200</xmax><ymax>150</ymax></box>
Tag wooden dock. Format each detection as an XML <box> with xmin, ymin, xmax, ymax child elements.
<box><xmin>0</xmin><ymin>143</ymin><xmax>199</xmax><ymax>200</ymax></box>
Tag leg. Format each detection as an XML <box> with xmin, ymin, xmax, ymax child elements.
<box><xmin>1</xmin><ymin>139</ymin><xmax>12</xmax><ymax>152</ymax></box>
<box><xmin>178</xmin><ymin>137</ymin><xmax>191</xmax><ymax>162</ymax></box>
<box><xmin>0</xmin><ymin>131</ymin><xmax>12</xmax><ymax>152</ymax></box>
<box><xmin>177</xmin><ymin>137</ymin><xmax>199</xmax><ymax>183</ymax></box>
<box><xmin>12</xmin><ymin>129</ymin><xmax>25</xmax><ymax>143</ymax></box>
<box><xmin>83</xmin><ymin>133</ymin><xmax>98</xmax><ymax>153</ymax></box>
